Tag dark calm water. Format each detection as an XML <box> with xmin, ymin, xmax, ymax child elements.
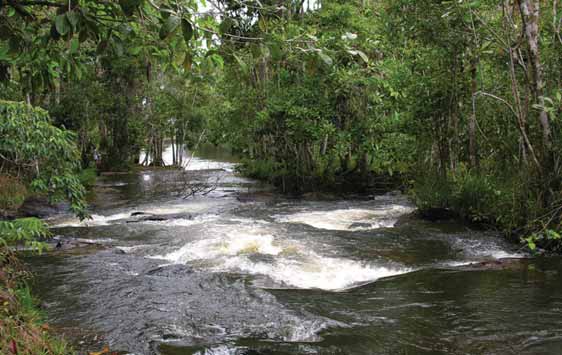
<box><xmin>26</xmin><ymin>147</ymin><xmax>562</xmax><ymax>355</ymax></box>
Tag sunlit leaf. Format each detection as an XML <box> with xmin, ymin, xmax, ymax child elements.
<box><xmin>317</xmin><ymin>51</ymin><xmax>333</xmax><ymax>66</ymax></box>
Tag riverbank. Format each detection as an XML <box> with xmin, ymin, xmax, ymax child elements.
<box><xmin>0</xmin><ymin>247</ymin><xmax>73</xmax><ymax>355</ymax></box>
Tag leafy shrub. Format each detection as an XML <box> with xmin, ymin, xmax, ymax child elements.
<box><xmin>0</xmin><ymin>217</ymin><xmax>50</xmax><ymax>251</ymax></box>
<box><xmin>450</xmin><ymin>173</ymin><xmax>498</xmax><ymax>223</ymax></box>
<box><xmin>413</xmin><ymin>167</ymin><xmax>562</xmax><ymax>252</ymax></box>
<box><xmin>413</xmin><ymin>169</ymin><xmax>530</xmax><ymax>227</ymax></box>
<box><xmin>78</xmin><ymin>168</ymin><xmax>97</xmax><ymax>188</ymax></box>
<box><xmin>523</xmin><ymin>229</ymin><xmax>562</xmax><ymax>254</ymax></box>
<box><xmin>411</xmin><ymin>173</ymin><xmax>453</xmax><ymax>211</ymax></box>
<box><xmin>239</xmin><ymin>158</ymin><xmax>282</xmax><ymax>181</ymax></box>
<box><xmin>0</xmin><ymin>100</ymin><xmax>87</xmax><ymax>218</ymax></box>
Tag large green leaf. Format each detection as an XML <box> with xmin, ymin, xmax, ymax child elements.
<box><xmin>66</xmin><ymin>11</ymin><xmax>80</xmax><ymax>28</ymax></box>
<box><xmin>55</xmin><ymin>15</ymin><xmax>70</xmax><ymax>36</ymax></box>
<box><xmin>181</xmin><ymin>19</ymin><xmax>193</xmax><ymax>45</ymax></box>
<box><xmin>159</xmin><ymin>15</ymin><xmax>180</xmax><ymax>40</ymax></box>
<box><xmin>0</xmin><ymin>44</ymin><xmax>9</xmax><ymax>61</ymax></box>
<box><xmin>50</xmin><ymin>23</ymin><xmax>61</xmax><ymax>40</ymax></box>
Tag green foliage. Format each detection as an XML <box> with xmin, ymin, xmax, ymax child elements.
<box><xmin>523</xmin><ymin>230</ymin><xmax>562</xmax><ymax>254</ymax></box>
<box><xmin>411</xmin><ymin>174</ymin><xmax>454</xmax><ymax>212</ymax></box>
<box><xmin>412</xmin><ymin>166</ymin><xmax>552</xmax><ymax>236</ymax></box>
<box><xmin>0</xmin><ymin>101</ymin><xmax>87</xmax><ymax>218</ymax></box>
<box><xmin>239</xmin><ymin>158</ymin><xmax>283</xmax><ymax>181</ymax></box>
<box><xmin>0</xmin><ymin>218</ymin><xmax>50</xmax><ymax>251</ymax></box>
<box><xmin>212</xmin><ymin>0</ymin><xmax>412</xmax><ymax>192</ymax></box>
<box><xmin>78</xmin><ymin>168</ymin><xmax>97</xmax><ymax>188</ymax></box>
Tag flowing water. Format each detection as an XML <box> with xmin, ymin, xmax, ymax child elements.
<box><xmin>26</xmin><ymin>146</ymin><xmax>562</xmax><ymax>355</ymax></box>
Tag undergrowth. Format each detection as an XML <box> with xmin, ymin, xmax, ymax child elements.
<box><xmin>412</xmin><ymin>168</ymin><xmax>562</xmax><ymax>254</ymax></box>
<box><xmin>0</xmin><ymin>247</ymin><xmax>73</xmax><ymax>355</ymax></box>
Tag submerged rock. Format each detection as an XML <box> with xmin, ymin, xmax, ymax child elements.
<box><xmin>46</xmin><ymin>236</ymin><xmax>108</xmax><ymax>254</ymax></box>
<box><xmin>126</xmin><ymin>212</ymin><xmax>193</xmax><ymax>223</ymax></box>
<box><xmin>460</xmin><ymin>258</ymin><xmax>527</xmax><ymax>271</ymax></box>
<box><xmin>130</xmin><ymin>211</ymin><xmax>149</xmax><ymax>216</ymax></box>
<box><xmin>418</xmin><ymin>208</ymin><xmax>458</xmax><ymax>222</ymax></box>
<box><xmin>113</xmin><ymin>248</ymin><xmax>126</xmax><ymax>255</ymax></box>
<box><xmin>17</xmin><ymin>196</ymin><xmax>68</xmax><ymax>218</ymax></box>
<box><xmin>349</xmin><ymin>222</ymin><xmax>372</xmax><ymax>229</ymax></box>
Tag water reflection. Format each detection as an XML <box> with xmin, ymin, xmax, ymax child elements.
<box><xmin>139</xmin><ymin>143</ymin><xmax>238</xmax><ymax>171</ymax></box>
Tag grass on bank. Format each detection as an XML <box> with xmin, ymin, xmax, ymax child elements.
<box><xmin>0</xmin><ymin>247</ymin><xmax>73</xmax><ymax>355</ymax></box>
<box><xmin>412</xmin><ymin>168</ymin><xmax>562</xmax><ymax>254</ymax></box>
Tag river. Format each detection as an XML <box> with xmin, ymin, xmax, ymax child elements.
<box><xmin>26</xmin><ymin>146</ymin><xmax>562</xmax><ymax>355</ymax></box>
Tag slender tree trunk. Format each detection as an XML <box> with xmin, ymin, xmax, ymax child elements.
<box><xmin>503</xmin><ymin>1</ymin><xmax>542</xmax><ymax>171</ymax></box>
<box><xmin>518</xmin><ymin>0</ymin><xmax>555</xmax><ymax>205</ymax></box>
<box><xmin>518</xmin><ymin>0</ymin><xmax>552</xmax><ymax>156</ymax></box>
<box><xmin>468</xmin><ymin>56</ymin><xmax>479</xmax><ymax>170</ymax></box>
<box><xmin>171</xmin><ymin>134</ymin><xmax>176</xmax><ymax>166</ymax></box>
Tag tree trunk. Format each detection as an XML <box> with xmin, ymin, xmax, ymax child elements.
<box><xmin>468</xmin><ymin>56</ymin><xmax>479</xmax><ymax>170</ymax></box>
<box><xmin>518</xmin><ymin>0</ymin><xmax>552</xmax><ymax>156</ymax></box>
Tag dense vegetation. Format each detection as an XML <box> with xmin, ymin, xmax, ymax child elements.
<box><xmin>1</xmin><ymin>0</ymin><xmax>561</xmax><ymax>238</ymax></box>
<box><xmin>0</xmin><ymin>0</ymin><xmax>560</xmax><ymax>351</ymax></box>
<box><xmin>0</xmin><ymin>101</ymin><xmax>82</xmax><ymax>354</ymax></box>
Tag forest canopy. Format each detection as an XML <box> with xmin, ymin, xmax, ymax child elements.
<box><xmin>0</xmin><ymin>0</ymin><xmax>561</xmax><ymax>245</ymax></box>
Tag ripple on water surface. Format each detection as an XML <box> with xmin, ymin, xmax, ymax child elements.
<box><xmin>30</xmin><ymin>158</ymin><xmax>562</xmax><ymax>355</ymax></box>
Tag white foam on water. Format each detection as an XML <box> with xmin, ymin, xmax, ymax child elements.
<box><xmin>142</xmin><ymin>214</ymin><xmax>220</xmax><ymax>227</ymax></box>
<box><xmin>281</xmin><ymin>319</ymin><xmax>334</xmax><ymax>342</ymax></box>
<box><xmin>442</xmin><ymin>261</ymin><xmax>474</xmax><ymax>267</ymax></box>
<box><xmin>228</xmin><ymin>217</ymin><xmax>271</xmax><ymax>225</ymax></box>
<box><xmin>97</xmin><ymin>181</ymin><xmax>129</xmax><ymax>187</ymax></box>
<box><xmin>275</xmin><ymin>205</ymin><xmax>414</xmax><ymax>231</ymax></box>
<box><xmin>452</xmin><ymin>238</ymin><xmax>525</xmax><ymax>260</ymax></box>
<box><xmin>50</xmin><ymin>203</ymin><xmax>214</xmax><ymax>228</ymax></box>
<box><xmin>225</xmin><ymin>253</ymin><xmax>408</xmax><ymax>291</ymax></box>
<box><xmin>133</xmin><ymin>204</ymin><xmax>213</xmax><ymax>215</ymax></box>
<box><xmin>151</xmin><ymin>222</ymin><xmax>410</xmax><ymax>291</ymax></box>
<box><xmin>51</xmin><ymin>212</ymin><xmax>132</xmax><ymax>227</ymax></box>
<box><xmin>194</xmin><ymin>346</ymin><xmax>235</xmax><ymax>355</ymax></box>
<box><xmin>157</xmin><ymin>229</ymin><xmax>283</xmax><ymax>262</ymax></box>
<box><xmin>75</xmin><ymin>238</ymin><xmax>114</xmax><ymax>244</ymax></box>
<box><xmin>484</xmin><ymin>250</ymin><xmax>525</xmax><ymax>259</ymax></box>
